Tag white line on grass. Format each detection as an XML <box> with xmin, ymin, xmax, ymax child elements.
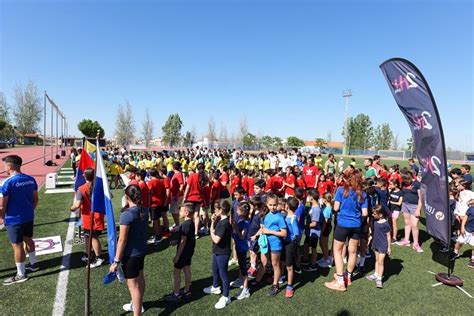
<box><xmin>52</xmin><ymin>212</ymin><xmax>76</xmax><ymax>316</ymax></box>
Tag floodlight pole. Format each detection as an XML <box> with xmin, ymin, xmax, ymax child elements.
<box><xmin>342</xmin><ymin>90</ymin><xmax>352</xmax><ymax>155</ymax></box>
<box><xmin>43</xmin><ymin>91</ymin><xmax>47</xmax><ymax>165</ymax></box>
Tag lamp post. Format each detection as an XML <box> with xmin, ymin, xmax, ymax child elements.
<box><xmin>342</xmin><ymin>90</ymin><xmax>352</xmax><ymax>155</ymax></box>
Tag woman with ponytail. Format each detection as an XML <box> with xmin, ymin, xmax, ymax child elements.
<box><xmin>110</xmin><ymin>185</ymin><xmax>148</xmax><ymax>315</ymax></box>
<box><xmin>70</xmin><ymin>167</ymin><xmax>104</xmax><ymax>268</ymax></box>
<box><xmin>324</xmin><ymin>168</ymin><xmax>368</xmax><ymax>292</ymax></box>
<box><xmin>183</xmin><ymin>163</ymin><xmax>208</xmax><ymax>237</ymax></box>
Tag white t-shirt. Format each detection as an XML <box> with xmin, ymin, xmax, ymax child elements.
<box><xmin>455</xmin><ymin>190</ymin><xmax>474</xmax><ymax>216</ymax></box>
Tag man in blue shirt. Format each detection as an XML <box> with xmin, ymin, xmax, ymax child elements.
<box><xmin>0</xmin><ymin>155</ymin><xmax>39</xmax><ymax>285</ymax></box>
<box><xmin>461</xmin><ymin>165</ymin><xmax>472</xmax><ymax>190</ymax></box>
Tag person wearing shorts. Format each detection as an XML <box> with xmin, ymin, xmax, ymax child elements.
<box><xmin>283</xmin><ymin>197</ymin><xmax>301</xmax><ymax>298</ymax></box>
<box><xmin>110</xmin><ymin>185</ymin><xmax>148</xmax><ymax>314</ymax></box>
<box><xmin>183</xmin><ymin>163</ymin><xmax>207</xmax><ymax>236</ymax></box>
<box><xmin>169</xmin><ymin>162</ymin><xmax>184</xmax><ymax>230</ymax></box>
<box><xmin>0</xmin><ymin>155</ymin><xmax>39</xmax><ymax>285</ymax></box>
<box><xmin>325</xmin><ymin>170</ymin><xmax>368</xmax><ymax>292</ymax></box>
<box><xmin>388</xmin><ymin>179</ymin><xmax>403</xmax><ymax>243</ymax></box>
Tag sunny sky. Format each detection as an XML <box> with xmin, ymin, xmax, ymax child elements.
<box><xmin>1</xmin><ymin>0</ymin><xmax>472</xmax><ymax>151</ymax></box>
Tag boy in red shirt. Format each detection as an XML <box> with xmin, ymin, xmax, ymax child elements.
<box><xmin>170</xmin><ymin>162</ymin><xmax>185</xmax><ymax>231</ymax></box>
<box><xmin>148</xmin><ymin>169</ymin><xmax>165</xmax><ymax>244</ymax></box>
<box><xmin>302</xmin><ymin>160</ymin><xmax>319</xmax><ymax>190</ymax></box>
<box><xmin>271</xmin><ymin>168</ymin><xmax>285</xmax><ymax>197</ymax></box>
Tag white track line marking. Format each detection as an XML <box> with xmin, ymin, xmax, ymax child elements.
<box><xmin>431</xmin><ymin>282</ymin><xmax>443</xmax><ymax>287</ymax></box>
<box><xmin>456</xmin><ymin>286</ymin><xmax>473</xmax><ymax>298</ymax></box>
<box><xmin>52</xmin><ymin>212</ymin><xmax>76</xmax><ymax>315</ymax></box>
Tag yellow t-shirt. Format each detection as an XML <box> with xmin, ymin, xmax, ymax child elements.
<box><xmin>258</xmin><ymin>158</ymin><xmax>264</xmax><ymax>170</ymax></box>
<box><xmin>182</xmin><ymin>160</ymin><xmax>189</xmax><ymax>173</ymax></box>
<box><xmin>145</xmin><ymin>159</ymin><xmax>154</xmax><ymax>170</ymax></box>
<box><xmin>109</xmin><ymin>163</ymin><xmax>123</xmax><ymax>176</ymax></box>
<box><xmin>155</xmin><ymin>157</ymin><xmax>162</xmax><ymax>169</ymax></box>
<box><xmin>138</xmin><ymin>160</ymin><xmax>146</xmax><ymax>170</ymax></box>
<box><xmin>263</xmin><ymin>159</ymin><xmax>270</xmax><ymax>171</ymax></box>
<box><xmin>205</xmin><ymin>160</ymin><xmax>212</xmax><ymax>172</ymax></box>
<box><xmin>165</xmin><ymin>157</ymin><xmax>174</xmax><ymax>172</ymax></box>
<box><xmin>315</xmin><ymin>157</ymin><xmax>323</xmax><ymax>169</ymax></box>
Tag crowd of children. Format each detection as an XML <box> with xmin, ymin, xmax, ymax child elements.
<box><xmin>68</xmin><ymin>147</ymin><xmax>473</xmax><ymax>314</ymax></box>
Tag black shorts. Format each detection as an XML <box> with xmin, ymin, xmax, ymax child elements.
<box><xmin>122</xmin><ymin>256</ymin><xmax>145</xmax><ymax>279</ymax></box>
<box><xmin>150</xmin><ymin>206</ymin><xmax>164</xmax><ymax>220</ymax></box>
<box><xmin>333</xmin><ymin>225</ymin><xmax>361</xmax><ymax>242</ymax></box>
<box><xmin>283</xmin><ymin>240</ymin><xmax>298</xmax><ymax>267</ymax></box>
<box><xmin>84</xmin><ymin>230</ymin><xmax>102</xmax><ymax>238</ymax></box>
<box><xmin>174</xmin><ymin>251</ymin><xmax>194</xmax><ymax>269</ymax></box>
<box><xmin>6</xmin><ymin>222</ymin><xmax>33</xmax><ymax>244</ymax></box>
<box><xmin>322</xmin><ymin>224</ymin><xmax>332</xmax><ymax>238</ymax></box>
<box><xmin>304</xmin><ymin>235</ymin><xmax>319</xmax><ymax>248</ymax></box>
<box><xmin>236</xmin><ymin>251</ymin><xmax>248</xmax><ymax>276</ymax></box>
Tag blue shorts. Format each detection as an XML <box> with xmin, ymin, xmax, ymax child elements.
<box><xmin>6</xmin><ymin>221</ymin><xmax>34</xmax><ymax>244</ymax></box>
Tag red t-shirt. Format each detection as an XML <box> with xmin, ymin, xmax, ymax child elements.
<box><xmin>389</xmin><ymin>172</ymin><xmax>402</xmax><ymax>184</ymax></box>
<box><xmin>247</xmin><ymin>177</ymin><xmax>255</xmax><ymax>197</ymax></box>
<box><xmin>303</xmin><ymin>165</ymin><xmax>320</xmax><ymax>188</ymax></box>
<box><xmin>265</xmin><ymin>177</ymin><xmax>273</xmax><ymax>193</ymax></box>
<box><xmin>147</xmin><ymin>178</ymin><xmax>164</xmax><ymax>207</ymax></box>
<box><xmin>170</xmin><ymin>171</ymin><xmax>184</xmax><ymax>197</ymax></box>
<box><xmin>138</xmin><ymin>180</ymin><xmax>150</xmax><ymax>207</ymax></box>
<box><xmin>210</xmin><ymin>180</ymin><xmax>223</xmax><ymax>203</ymax></box>
<box><xmin>202</xmin><ymin>184</ymin><xmax>211</xmax><ymax>208</ymax></box>
<box><xmin>219</xmin><ymin>172</ymin><xmax>229</xmax><ymax>186</ymax></box>
<box><xmin>285</xmin><ymin>174</ymin><xmax>296</xmax><ymax>196</ymax></box>
<box><xmin>78</xmin><ymin>183</ymin><xmax>105</xmax><ymax>231</ymax></box>
<box><xmin>326</xmin><ymin>180</ymin><xmax>336</xmax><ymax>194</ymax></box>
<box><xmin>272</xmin><ymin>175</ymin><xmax>284</xmax><ymax>196</ymax></box>
<box><xmin>318</xmin><ymin>180</ymin><xmax>330</xmax><ymax>197</ymax></box>
<box><xmin>186</xmin><ymin>172</ymin><xmax>203</xmax><ymax>203</ymax></box>
<box><xmin>162</xmin><ymin>177</ymin><xmax>171</xmax><ymax>204</ymax></box>
<box><xmin>241</xmin><ymin>176</ymin><xmax>249</xmax><ymax>195</ymax></box>
<box><xmin>230</xmin><ymin>175</ymin><xmax>241</xmax><ymax>195</ymax></box>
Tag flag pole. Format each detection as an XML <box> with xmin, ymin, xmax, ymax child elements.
<box><xmin>85</xmin><ymin>130</ymin><xmax>100</xmax><ymax>316</ymax></box>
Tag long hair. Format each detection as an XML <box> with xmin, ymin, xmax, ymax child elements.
<box><xmin>197</xmin><ymin>163</ymin><xmax>208</xmax><ymax>188</ymax></box>
<box><xmin>124</xmin><ymin>184</ymin><xmax>144</xmax><ymax>219</ymax></box>
<box><xmin>84</xmin><ymin>168</ymin><xmax>95</xmax><ymax>197</ymax></box>
<box><xmin>342</xmin><ymin>169</ymin><xmax>364</xmax><ymax>203</ymax></box>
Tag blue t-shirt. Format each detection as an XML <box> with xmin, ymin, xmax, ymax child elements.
<box><xmin>375</xmin><ymin>187</ymin><xmax>389</xmax><ymax>212</ymax></box>
<box><xmin>295</xmin><ymin>202</ymin><xmax>306</xmax><ymax>231</ymax></box>
<box><xmin>465</xmin><ymin>207</ymin><xmax>474</xmax><ymax>233</ymax></box>
<box><xmin>119</xmin><ymin>206</ymin><xmax>148</xmax><ymax>257</ymax></box>
<box><xmin>0</xmin><ymin>173</ymin><xmax>38</xmax><ymax>226</ymax></box>
<box><xmin>285</xmin><ymin>215</ymin><xmax>301</xmax><ymax>242</ymax></box>
<box><xmin>249</xmin><ymin>211</ymin><xmax>262</xmax><ymax>237</ymax></box>
<box><xmin>321</xmin><ymin>205</ymin><xmax>332</xmax><ymax>222</ymax></box>
<box><xmin>463</xmin><ymin>173</ymin><xmax>473</xmax><ymax>189</ymax></box>
<box><xmin>233</xmin><ymin>219</ymin><xmax>250</xmax><ymax>253</ymax></box>
<box><xmin>263</xmin><ymin>211</ymin><xmax>287</xmax><ymax>251</ymax></box>
<box><xmin>334</xmin><ymin>187</ymin><xmax>368</xmax><ymax>228</ymax></box>
<box><xmin>307</xmin><ymin>206</ymin><xmax>322</xmax><ymax>237</ymax></box>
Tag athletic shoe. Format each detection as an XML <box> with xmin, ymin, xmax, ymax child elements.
<box><xmin>267</xmin><ymin>284</ymin><xmax>279</xmax><ymax>297</ymax></box>
<box><xmin>303</xmin><ymin>264</ymin><xmax>318</xmax><ymax>272</ymax></box>
<box><xmin>180</xmin><ymin>288</ymin><xmax>191</xmax><ymax>299</ymax></box>
<box><xmin>195</xmin><ymin>235</ymin><xmax>200</xmax><ymax>240</ymax></box>
<box><xmin>3</xmin><ymin>274</ymin><xmax>28</xmax><ymax>285</ymax></box>
<box><xmin>285</xmin><ymin>286</ymin><xmax>294</xmax><ymax>298</ymax></box>
<box><xmin>278</xmin><ymin>275</ymin><xmax>286</xmax><ymax>284</ymax></box>
<box><xmin>396</xmin><ymin>240</ymin><xmax>411</xmax><ymax>247</ymax></box>
<box><xmin>439</xmin><ymin>246</ymin><xmax>449</xmax><ymax>253</ymax></box>
<box><xmin>317</xmin><ymin>258</ymin><xmax>332</xmax><ymax>268</ymax></box>
<box><xmin>203</xmin><ymin>285</ymin><xmax>222</xmax><ymax>295</ymax></box>
<box><xmin>391</xmin><ymin>239</ymin><xmax>398</xmax><ymax>244</ymax></box>
<box><xmin>356</xmin><ymin>264</ymin><xmax>366</xmax><ymax>276</ymax></box>
<box><xmin>327</xmin><ymin>256</ymin><xmax>334</xmax><ymax>267</ymax></box>
<box><xmin>334</xmin><ymin>273</ymin><xmax>351</xmax><ymax>286</ymax></box>
<box><xmin>247</xmin><ymin>267</ymin><xmax>257</xmax><ymax>279</ymax></box>
<box><xmin>366</xmin><ymin>274</ymin><xmax>377</xmax><ymax>281</ymax></box>
<box><xmin>324</xmin><ymin>279</ymin><xmax>346</xmax><ymax>292</ymax></box>
<box><xmin>230</xmin><ymin>278</ymin><xmax>244</xmax><ymax>288</ymax></box>
<box><xmin>214</xmin><ymin>296</ymin><xmax>231</xmax><ymax>309</ymax></box>
<box><xmin>236</xmin><ymin>288</ymin><xmax>251</xmax><ymax>300</ymax></box>
<box><xmin>81</xmin><ymin>255</ymin><xmax>89</xmax><ymax>263</ymax></box>
<box><xmin>449</xmin><ymin>252</ymin><xmax>460</xmax><ymax>261</ymax></box>
<box><xmin>365</xmin><ymin>250</ymin><xmax>372</xmax><ymax>258</ymax></box>
<box><xmin>165</xmin><ymin>293</ymin><xmax>181</xmax><ymax>303</ymax></box>
<box><xmin>122</xmin><ymin>302</ymin><xmax>144</xmax><ymax>313</ymax></box>
<box><xmin>90</xmin><ymin>258</ymin><xmax>104</xmax><ymax>268</ymax></box>
<box><xmin>412</xmin><ymin>244</ymin><xmax>424</xmax><ymax>253</ymax></box>
<box><xmin>25</xmin><ymin>263</ymin><xmax>39</xmax><ymax>272</ymax></box>
<box><xmin>468</xmin><ymin>261</ymin><xmax>474</xmax><ymax>269</ymax></box>
<box><xmin>228</xmin><ymin>258</ymin><xmax>238</xmax><ymax>266</ymax></box>
<box><xmin>376</xmin><ymin>279</ymin><xmax>383</xmax><ymax>289</ymax></box>
<box><xmin>294</xmin><ymin>267</ymin><xmax>302</xmax><ymax>275</ymax></box>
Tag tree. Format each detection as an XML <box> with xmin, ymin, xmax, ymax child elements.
<box><xmin>261</xmin><ymin>135</ymin><xmax>274</xmax><ymax>149</ymax></box>
<box><xmin>272</xmin><ymin>137</ymin><xmax>283</xmax><ymax>148</ymax></box>
<box><xmin>242</xmin><ymin>133</ymin><xmax>257</xmax><ymax>148</ymax></box>
<box><xmin>13</xmin><ymin>81</ymin><xmax>42</xmax><ymax>135</ymax></box>
<box><xmin>141</xmin><ymin>109</ymin><xmax>154</xmax><ymax>148</ymax></box>
<box><xmin>0</xmin><ymin>92</ymin><xmax>10</xmax><ymax>123</ymax></box>
<box><xmin>286</xmin><ymin>136</ymin><xmax>305</xmax><ymax>147</ymax></box>
<box><xmin>392</xmin><ymin>134</ymin><xmax>400</xmax><ymax>150</ymax></box>
<box><xmin>182</xmin><ymin>130</ymin><xmax>196</xmax><ymax>148</ymax></box>
<box><xmin>344</xmin><ymin>114</ymin><xmax>374</xmax><ymax>150</ymax></box>
<box><xmin>78</xmin><ymin>119</ymin><xmax>105</xmax><ymax>138</ymax></box>
<box><xmin>239</xmin><ymin>116</ymin><xmax>248</xmax><ymax>145</ymax></box>
<box><xmin>314</xmin><ymin>138</ymin><xmax>328</xmax><ymax>149</ymax></box>
<box><xmin>162</xmin><ymin>113</ymin><xmax>183</xmax><ymax>147</ymax></box>
<box><xmin>207</xmin><ymin>116</ymin><xmax>217</xmax><ymax>142</ymax></box>
<box><xmin>115</xmin><ymin>101</ymin><xmax>135</xmax><ymax>147</ymax></box>
<box><xmin>326</xmin><ymin>130</ymin><xmax>332</xmax><ymax>142</ymax></box>
<box><xmin>373</xmin><ymin>123</ymin><xmax>393</xmax><ymax>150</ymax></box>
<box><xmin>219</xmin><ymin>122</ymin><xmax>228</xmax><ymax>142</ymax></box>
<box><xmin>406</xmin><ymin>136</ymin><xmax>416</xmax><ymax>157</ymax></box>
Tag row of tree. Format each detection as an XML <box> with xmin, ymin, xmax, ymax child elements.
<box><xmin>342</xmin><ymin>113</ymin><xmax>396</xmax><ymax>150</ymax></box>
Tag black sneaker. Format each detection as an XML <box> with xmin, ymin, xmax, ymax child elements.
<box><xmin>25</xmin><ymin>263</ymin><xmax>39</xmax><ymax>272</ymax></box>
<box><xmin>3</xmin><ymin>274</ymin><xmax>28</xmax><ymax>285</ymax></box>
<box><xmin>439</xmin><ymin>246</ymin><xmax>449</xmax><ymax>253</ymax></box>
<box><xmin>303</xmin><ymin>264</ymin><xmax>318</xmax><ymax>272</ymax></box>
<box><xmin>165</xmin><ymin>292</ymin><xmax>181</xmax><ymax>303</ymax></box>
<box><xmin>356</xmin><ymin>264</ymin><xmax>366</xmax><ymax>276</ymax></box>
<box><xmin>449</xmin><ymin>252</ymin><xmax>460</xmax><ymax>261</ymax></box>
<box><xmin>294</xmin><ymin>266</ymin><xmax>302</xmax><ymax>274</ymax></box>
<box><xmin>267</xmin><ymin>284</ymin><xmax>279</xmax><ymax>297</ymax></box>
<box><xmin>180</xmin><ymin>288</ymin><xmax>191</xmax><ymax>299</ymax></box>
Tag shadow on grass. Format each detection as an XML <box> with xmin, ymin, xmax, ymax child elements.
<box><xmin>429</xmin><ymin>242</ymin><xmax>450</xmax><ymax>270</ymax></box>
<box><xmin>336</xmin><ymin>310</ymin><xmax>352</xmax><ymax>316</ymax></box>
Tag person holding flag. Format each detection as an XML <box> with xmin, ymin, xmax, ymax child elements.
<box><xmin>74</xmin><ymin>145</ymin><xmax>95</xmax><ymax>191</ymax></box>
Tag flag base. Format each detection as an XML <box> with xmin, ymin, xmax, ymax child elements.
<box><xmin>435</xmin><ymin>272</ymin><xmax>463</xmax><ymax>287</ymax></box>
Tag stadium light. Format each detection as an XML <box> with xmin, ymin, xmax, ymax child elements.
<box><xmin>342</xmin><ymin>89</ymin><xmax>352</xmax><ymax>155</ymax></box>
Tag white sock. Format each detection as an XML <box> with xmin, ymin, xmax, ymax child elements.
<box><xmin>28</xmin><ymin>251</ymin><xmax>37</xmax><ymax>265</ymax></box>
<box><xmin>359</xmin><ymin>256</ymin><xmax>366</xmax><ymax>266</ymax></box>
<box><xmin>376</xmin><ymin>275</ymin><xmax>382</xmax><ymax>281</ymax></box>
<box><xmin>373</xmin><ymin>272</ymin><xmax>379</xmax><ymax>277</ymax></box>
<box><xmin>454</xmin><ymin>249</ymin><xmax>459</xmax><ymax>254</ymax></box>
<box><xmin>16</xmin><ymin>262</ymin><xmax>26</xmax><ymax>276</ymax></box>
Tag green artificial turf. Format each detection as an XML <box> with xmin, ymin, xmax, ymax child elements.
<box><xmin>1</xmin><ymin>158</ymin><xmax>473</xmax><ymax>315</ymax></box>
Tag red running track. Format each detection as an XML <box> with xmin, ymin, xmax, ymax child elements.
<box><xmin>0</xmin><ymin>146</ymin><xmax>69</xmax><ymax>187</ymax></box>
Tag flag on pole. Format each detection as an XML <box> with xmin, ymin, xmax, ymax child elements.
<box><xmin>85</xmin><ymin>140</ymin><xmax>97</xmax><ymax>154</ymax></box>
<box><xmin>380</xmin><ymin>58</ymin><xmax>450</xmax><ymax>246</ymax></box>
<box><xmin>91</xmin><ymin>141</ymin><xmax>117</xmax><ymax>264</ymax></box>
<box><xmin>74</xmin><ymin>150</ymin><xmax>94</xmax><ymax>191</ymax></box>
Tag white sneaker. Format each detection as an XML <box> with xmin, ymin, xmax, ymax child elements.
<box><xmin>122</xmin><ymin>302</ymin><xmax>145</xmax><ymax>313</ymax></box>
<box><xmin>228</xmin><ymin>258</ymin><xmax>238</xmax><ymax>266</ymax></box>
<box><xmin>236</xmin><ymin>288</ymin><xmax>250</xmax><ymax>300</ymax></box>
<box><xmin>214</xmin><ymin>296</ymin><xmax>231</xmax><ymax>309</ymax></box>
<box><xmin>317</xmin><ymin>258</ymin><xmax>330</xmax><ymax>268</ymax></box>
<box><xmin>230</xmin><ymin>278</ymin><xmax>243</xmax><ymax>288</ymax></box>
<box><xmin>90</xmin><ymin>258</ymin><xmax>104</xmax><ymax>268</ymax></box>
<box><xmin>203</xmin><ymin>285</ymin><xmax>221</xmax><ymax>295</ymax></box>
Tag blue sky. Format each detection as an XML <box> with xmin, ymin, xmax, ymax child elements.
<box><xmin>1</xmin><ymin>0</ymin><xmax>472</xmax><ymax>151</ymax></box>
